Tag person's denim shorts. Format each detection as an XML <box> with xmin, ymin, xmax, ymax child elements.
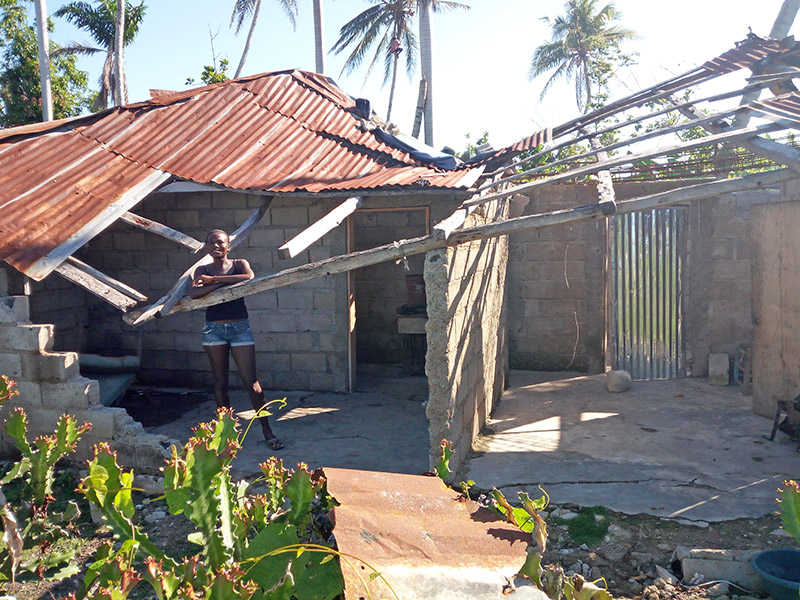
<box><xmin>202</xmin><ymin>320</ymin><xmax>255</xmax><ymax>347</ymax></box>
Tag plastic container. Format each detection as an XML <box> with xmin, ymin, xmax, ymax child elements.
<box><xmin>751</xmin><ymin>548</ymin><xmax>800</xmax><ymax>600</ymax></box>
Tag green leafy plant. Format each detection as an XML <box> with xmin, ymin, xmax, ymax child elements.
<box><xmin>778</xmin><ymin>479</ymin><xmax>800</xmax><ymax>546</ymax></box>
<box><xmin>74</xmin><ymin>407</ymin><xmax>344</xmax><ymax>600</ymax></box>
<box><xmin>558</xmin><ymin>506</ymin><xmax>610</xmax><ymax>547</ymax></box>
<box><xmin>0</xmin><ymin>376</ymin><xmax>92</xmax><ymax>587</ymax></box>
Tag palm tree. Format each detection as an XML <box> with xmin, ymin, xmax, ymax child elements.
<box><xmin>53</xmin><ymin>0</ymin><xmax>146</xmax><ymax>110</ymax></box>
<box><xmin>313</xmin><ymin>0</ymin><xmax>324</xmax><ymax>73</ymax></box>
<box><xmin>331</xmin><ymin>0</ymin><xmax>418</xmax><ymax>122</ymax></box>
<box><xmin>230</xmin><ymin>0</ymin><xmax>298</xmax><ymax>78</ymax></box>
<box><xmin>414</xmin><ymin>0</ymin><xmax>467</xmax><ymax>144</ymax></box>
<box><xmin>529</xmin><ymin>0</ymin><xmax>635</xmax><ymax>113</ymax></box>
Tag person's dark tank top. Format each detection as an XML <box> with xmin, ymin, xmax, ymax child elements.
<box><xmin>202</xmin><ymin>261</ymin><xmax>249</xmax><ymax>322</ymax></box>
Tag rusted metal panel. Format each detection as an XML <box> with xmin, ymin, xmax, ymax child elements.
<box><xmin>701</xmin><ymin>35</ymin><xmax>794</xmax><ymax>75</ymax></box>
<box><xmin>0</xmin><ymin>69</ymin><xmax>482</xmax><ymax>280</ymax></box>
<box><xmin>324</xmin><ymin>467</ymin><xmax>530</xmax><ymax>600</ymax></box>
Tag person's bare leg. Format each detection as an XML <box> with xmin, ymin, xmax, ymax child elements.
<box><xmin>204</xmin><ymin>344</ymin><xmax>231</xmax><ymax>408</ymax></box>
<box><xmin>230</xmin><ymin>344</ymin><xmax>281</xmax><ymax>447</ymax></box>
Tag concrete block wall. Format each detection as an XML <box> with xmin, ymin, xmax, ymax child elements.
<box><xmin>506</xmin><ymin>181</ymin><xmax>782</xmax><ymax>377</ymax></box>
<box><xmin>26</xmin><ymin>190</ymin><xmax>467</xmax><ymax>393</ymax></box>
<box><xmin>507</xmin><ymin>183</ymin><xmax>606</xmax><ymax>372</ymax></box>
<box><xmin>0</xmin><ymin>293</ymin><xmax>171</xmax><ymax>474</ymax></box>
<box><xmin>425</xmin><ymin>198</ymin><xmax>510</xmax><ymax>473</ymax></box>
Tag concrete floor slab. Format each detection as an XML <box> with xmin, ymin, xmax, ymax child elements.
<box><xmin>459</xmin><ymin>371</ymin><xmax>799</xmax><ymax>522</ymax></box>
<box><xmin>146</xmin><ymin>366</ymin><xmax>431</xmax><ymax>479</ymax></box>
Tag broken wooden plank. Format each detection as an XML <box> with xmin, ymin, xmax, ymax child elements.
<box><xmin>26</xmin><ymin>170</ymin><xmax>172</xmax><ymax>281</ymax></box>
<box><xmin>119</xmin><ymin>211</ymin><xmax>203</xmax><ymax>253</ymax></box>
<box><xmin>464</xmin><ymin>123</ymin><xmax>782</xmax><ymax>208</ymax></box>
<box><xmin>278</xmin><ymin>196</ymin><xmax>361</xmax><ymax>259</ymax></box>
<box><xmin>145</xmin><ymin>168</ymin><xmax>793</xmax><ymax>323</ymax></box>
<box><xmin>55</xmin><ymin>261</ymin><xmax>139</xmax><ymax>312</ymax></box>
<box><xmin>65</xmin><ymin>256</ymin><xmax>148</xmax><ymax>301</ymax></box>
<box><xmin>123</xmin><ymin>196</ymin><xmax>273</xmax><ymax>325</ymax></box>
<box><xmin>433</xmin><ymin>206</ymin><xmax>479</xmax><ymax>240</ymax></box>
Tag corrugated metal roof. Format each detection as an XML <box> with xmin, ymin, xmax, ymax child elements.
<box><xmin>0</xmin><ymin>70</ymin><xmax>484</xmax><ymax>280</ymax></box>
<box><xmin>701</xmin><ymin>34</ymin><xmax>798</xmax><ymax>75</ymax></box>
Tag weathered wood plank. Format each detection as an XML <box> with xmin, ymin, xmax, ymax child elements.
<box><xmin>123</xmin><ymin>196</ymin><xmax>273</xmax><ymax>325</ymax></box>
<box><xmin>146</xmin><ymin>168</ymin><xmax>793</xmax><ymax>323</ymax></box>
<box><xmin>27</xmin><ymin>170</ymin><xmax>172</xmax><ymax>281</ymax></box>
<box><xmin>278</xmin><ymin>196</ymin><xmax>361</xmax><ymax>259</ymax></box>
<box><xmin>55</xmin><ymin>262</ymin><xmax>139</xmax><ymax>312</ymax></box>
<box><xmin>464</xmin><ymin>123</ymin><xmax>781</xmax><ymax>208</ymax></box>
<box><xmin>65</xmin><ymin>256</ymin><xmax>148</xmax><ymax>301</ymax></box>
<box><xmin>119</xmin><ymin>211</ymin><xmax>203</xmax><ymax>252</ymax></box>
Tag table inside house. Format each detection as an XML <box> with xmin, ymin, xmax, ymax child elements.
<box><xmin>396</xmin><ymin>308</ymin><xmax>427</xmax><ymax>375</ymax></box>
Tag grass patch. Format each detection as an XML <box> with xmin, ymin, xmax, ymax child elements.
<box><xmin>559</xmin><ymin>506</ymin><xmax>611</xmax><ymax>546</ymax></box>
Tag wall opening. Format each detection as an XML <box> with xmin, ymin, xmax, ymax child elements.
<box><xmin>349</xmin><ymin>208</ymin><xmax>429</xmax><ymax>383</ymax></box>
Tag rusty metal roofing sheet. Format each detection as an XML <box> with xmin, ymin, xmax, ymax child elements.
<box><xmin>324</xmin><ymin>468</ymin><xmax>529</xmax><ymax>600</ymax></box>
<box><xmin>701</xmin><ymin>34</ymin><xmax>795</xmax><ymax>75</ymax></box>
<box><xmin>749</xmin><ymin>91</ymin><xmax>800</xmax><ymax>124</ymax></box>
<box><xmin>0</xmin><ymin>69</ymin><xmax>481</xmax><ymax>279</ymax></box>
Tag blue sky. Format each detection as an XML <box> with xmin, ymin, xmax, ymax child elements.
<box><xmin>41</xmin><ymin>0</ymin><xmax>793</xmax><ymax>151</ymax></box>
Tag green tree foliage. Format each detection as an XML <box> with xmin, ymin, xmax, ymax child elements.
<box><xmin>529</xmin><ymin>0</ymin><xmax>636</xmax><ymax>113</ymax></box>
<box><xmin>0</xmin><ymin>0</ymin><xmax>91</xmax><ymax>127</ymax></box>
<box><xmin>53</xmin><ymin>0</ymin><xmax>146</xmax><ymax>110</ymax></box>
<box><xmin>186</xmin><ymin>58</ymin><xmax>230</xmax><ymax>86</ymax></box>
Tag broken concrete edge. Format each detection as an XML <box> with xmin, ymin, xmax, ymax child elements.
<box><xmin>671</xmin><ymin>545</ymin><xmax>767</xmax><ymax>594</ymax></box>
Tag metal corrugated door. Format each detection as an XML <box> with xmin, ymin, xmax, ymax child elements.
<box><xmin>610</xmin><ymin>207</ymin><xmax>686</xmax><ymax>379</ymax></box>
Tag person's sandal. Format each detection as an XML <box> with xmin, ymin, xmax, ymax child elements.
<box><xmin>266</xmin><ymin>437</ymin><xmax>284</xmax><ymax>451</ymax></box>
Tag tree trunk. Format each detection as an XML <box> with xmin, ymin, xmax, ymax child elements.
<box><xmin>386</xmin><ymin>52</ymin><xmax>399</xmax><ymax>121</ymax></box>
<box><xmin>235</xmin><ymin>0</ymin><xmax>261</xmax><ymax>78</ymax></box>
<box><xmin>418</xmin><ymin>0</ymin><xmax>434</xmax><ymax>146</ymax></box>
<box><xmin>313</xmin><ymin>0</ymin><xmax>324</xmax><ymax>74</ymax></box>
<box><xmin>114</xmin><ymin>0</ymin><xmax>125</xmax><ymax>105</ymax></box>
<box><xmin>34</xmin><ymin>0</ymin><xmax>52</xmax><ymax>121</ymax></box>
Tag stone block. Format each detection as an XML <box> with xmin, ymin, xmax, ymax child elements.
<box><xmin>277</xmin><ymin>289</ymin><xmax>314</xmax><ymax>310</ymax></box>
<box><xmin>0</xmin><ymin>295</ymin><xmax>29</xmax><ymax>323</ymax></box>
<box><xmin>291</xmin><ymin>353</ymin><xmax>327</xmax><ymax>372</ymax></box>
<box><xmin>680</xmin><ymin>552</ymin><xmax>760</xmax><ymax>591</ymax></box>
<box><xmin>606</xmin><ymin>370</ymin><xmax>632</xmax><ymax>392</ymax></box>
<box><xmin>708</xmin><ymin>353</ymin><xmax>730</xmax><ymax>385</ymax></box>
<box><xmin>11</xmin><ymin>381</ymin><xmax>43</xmax><ymax>405</ymax></box>
<box><xmin>134</xmin><ymin>441</ymin><xmax>170</xmax><ymax>472</ymax></box>
<box><xmin>41</xmin><ymin>376</ymin><xmax>100</xmax><ymax>409</ymax></box>
<box><xmin>270</xmin><ymin>206</ymin><xmax>309</xmax><ymax>226</ymax></box>
<box><xmin>72</xmin><ymin>407</ymin><xmax>126</xmax><ymax>439</ymax></box>
<box><xmin>21</xmin><ymin>351</ymin><xmax>79</xmax><ymax>382</ymax></box>
<box><xmin>0</xmin><ymin>353</ymin><xmax>22</xmax><ymax>378</ymax></box>
<box><xmin>0</xmin><ymin>323</ymin><xmax>54</xmax><ymax>352</ymax></box>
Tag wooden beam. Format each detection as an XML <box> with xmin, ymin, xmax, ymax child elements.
<box><xmin>585</xmin><ymin>133</ymin><xmax>616</xmax><ymax>214</ymax></box>
<box><xmin>464</xmin><ymin>123</ymin><xmax>782</xmax><ymax>208</ymax></box>
<box><xmin>677</xmin><ymin>102</ymin><xmax>800</xmax><ymax>173</ymax></box>
<box><xmin>55</xmin><ymin>262</ymin><xmax>139</xmax><ymax>312</ymax></box>
<box><xmin>26</xmin><ymin>169</ymin><xmax>172</xmax><ymax>281</ymax></box>
<box><xmin>432</xmin><ymin>205</ymin><xmax>478</xmax><ymax>240</ymax></box>
<box><xmin>139</xmin><ymin>168</ymin><xmax>792</xmax><ymax>323</ymax></box>
<box><xmin>119</xmin><ymin>211</ymin><xmax>203</xmax><ymax>253</ymax></box>
<box><xmin>65</xmin><ymin>256</ymin><xmax>147</xmax><ymax>301</ymax></box>
<box><xmin>278</xmin><ymin>196</ymin><xmax>361</xmax><ymax>259</ymax></box>
<box><xmin>123</xmin><ymin>196</ymin><xmax>273</xmax><ymax>325</ymax></box>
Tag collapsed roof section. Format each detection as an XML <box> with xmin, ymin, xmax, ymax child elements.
<box><xmin>0</xmin><ymin>70</ymin><xmax>488</xmax><ymax>282</ymax></box>
<box><xmin>2</xmin><ymin>34</ymin><xmax>800</xmax><ymax>321</ymax></box>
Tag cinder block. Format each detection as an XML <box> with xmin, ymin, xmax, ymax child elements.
<box><xmin>71</xmin><ymin>407</ymin><xmax>124</xmax><ymax>439</ymax></box>
<box><xmin>0</xmin><ymin>296</ymin><xmax>29</xmax><ymax>323</ymax></box>
<box><xmin>21</xmin><ymin>351</ymin><xmax>79</xmax><ymax>382</ymax></box>
<box><xmin>0</xmin><ymin>353</ymin><xmax>23</xmax><ymax>378</ymax></box>
<box><xmin>10</xmin><ymin>381</ymin><xmax>43</xmax><ymax>406</ymax></box>
<box><xmin>41</xmin><ymin>377</ymin><xmax>100</xmax><ymax>410</ymax></box>
<box><xmin>680</xmin><ymin>552</ymin><xmax>760</xmax><ymax>591</ymax></box>
<box><xmin>0</xmin><ymin>323</ymin><xmax>54</xmax><ymax>352</ymax></box>
<box><xmin>708</xmin><ymin>353</ymin><xmax>730</xmax><ymax>385</ymax></box>
<box><xmin>290</xmin><ymin>353</ymin><xmax>327</xmax><ymax>372</ymax></box>
<box><xmin>134</xmin><ymin>442</ymin><xmax>170</xmax><ymax>472</ymax></box>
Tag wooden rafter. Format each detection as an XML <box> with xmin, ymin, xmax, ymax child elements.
<box><xmin>119</xmin><ymin>211</ymin><xmax>203</xmax><ymax>253</ymax></box>
<box><xmin>278</xmin><ymin>196</ymin><xmax>362</xmax><ymax>259</ymax></box>
<box><xmin>66</xmin><ymin>256</ymin><xmax>147</xmax><ymax>301</ymax></box>
<box><xmin>55</xmin><ymin>262</ymin><xmax>139</xmax><ymax>312</ymax></box>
